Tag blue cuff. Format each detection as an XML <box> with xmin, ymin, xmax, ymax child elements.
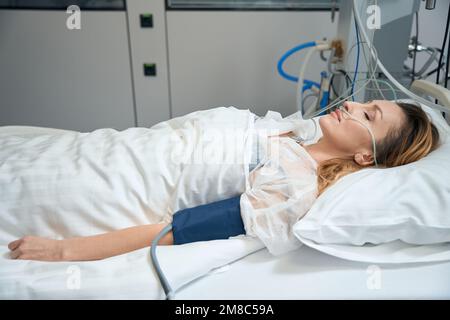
<box><xmin>172</xmin><ymin>195</ymin><xmax>245</xmax><ymax>245</ymax></box>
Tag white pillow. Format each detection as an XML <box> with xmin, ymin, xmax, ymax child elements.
<box><xmin>293</xmin><ymin>102</ymin><xmax>450</xmax><ymax>263</ymax></box>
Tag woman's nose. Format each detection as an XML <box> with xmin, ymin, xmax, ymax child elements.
<box><xmin>342</xmin><ymin>101</ymin><xmax>351</xmax><ymax>112</ymax></box>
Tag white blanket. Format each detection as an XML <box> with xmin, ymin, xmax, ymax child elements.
<box><xmin>0</xmin><ymin>106</ymin><xmax>265</xmax><ymax>299</ymax></box>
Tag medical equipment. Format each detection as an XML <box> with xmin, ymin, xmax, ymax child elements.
<box><xmin>278</xmin><ymin>0</ymin><xmax>450</xmax><ymax>120</ymax></box>
<box><xmin>172</xmin><ymin>196</ymin><xmax>245</xmax><ymax>245</ymax></box>
<box><xmin>350</xmin><ymin>15</ymin><xmax>360</xmax><ymax>100</ymax></box>
<box><xmin>151</xmin><ymin>195</ymin><xmax>246</xmax><ymax>300</ymax></box>
<box><xmin>351</xmin><ymin>0</ymin><xmax>450</xmax><ymax>115</ymax></box>
<box><xmin>316</xmin><ymin>71</ymin><xmax>330</xmax><ymax>114</ymax></box>
<box><xmin>425</xmin><ymin>0</ymin><xmax>436</xmax><ymax>10</ymax></box>
<box><xmin>438</xmin><ymin>3</ymin><xmax>450</xmax><ymax>90</ymax></box>
<box><xmin>278</xmin><ymin>40</ymin><xmax>337</xmax><ymax>115</ymax></box>
<box><xmin>277</xmin><ymin>41</ymin><xmax>321</xmax><ymax>114</ymax></box>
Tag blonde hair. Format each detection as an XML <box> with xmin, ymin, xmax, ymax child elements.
<box><xmin>317</xmin><ymin>102</ymin><xmax>441</xmax><ymax>196</ymax></box>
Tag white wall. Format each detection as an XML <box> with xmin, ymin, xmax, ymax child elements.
<box><xmin>0</xmin><ymin>10</ymin><xmax>136</xmax><ymax>131</ymax></box>
<box><xmin>167</xmin><ymin>10</ymin><xmax>339</xmax><ymax>117</ymax></box>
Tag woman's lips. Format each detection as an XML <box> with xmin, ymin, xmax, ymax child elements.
<box><xmin>331</xmin><ymin>110</ymin><xmax>341</xmax><ymax>122</ymax></box>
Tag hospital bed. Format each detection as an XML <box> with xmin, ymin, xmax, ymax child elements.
<box><xmin>175</xmin><ymin>242</ymin><xmax>450</xmax><ymax>299</ymax></box>
<box><xmin>176</xmin><ymin>244</ymin><xmax>450</xmax><ymax>299</ymax></box>
<box><xmin>174</xmin><ymin>80</ymin><xmax>450</xmax><ymax>300</ymax></box>
<box><xmin>0</xmin><ymin>81</ymin><xmax>449</xmax><ymax>300</ymax></box>
<box><xmin>175</xmin><ymin>80</ymin><xmax>450</xmax><ymax>300</ymax></box>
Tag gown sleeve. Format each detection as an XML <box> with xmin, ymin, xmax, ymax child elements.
<box><xmin>254</xmin><ymin>110</ymin><xmax>321</xmax><ymax>143</ymax></box>
<box><xmin>239</xmin><ymin>137</ymin><xmax>319</xmax><ymax>256</ymax></box>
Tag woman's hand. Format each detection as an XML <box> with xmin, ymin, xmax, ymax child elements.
<box><xmin>6</xmin><ymin>224</ymin><xmax>173</xmax><ymax>262</ymax></box>
<box><xmin>8</xmin><ymin>236</ymin><xmax>65</xmax><ymax>261</ymax></box>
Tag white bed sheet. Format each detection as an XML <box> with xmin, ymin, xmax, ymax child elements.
<box><xmin>0</xmin><ymin>124</ymin><xmax>264</xmax><ymax>300</ymax></box>
<box><xmin>175</xmin><ymin>244</ymin><xmax>450</xmax><ymax>299</ymax></box>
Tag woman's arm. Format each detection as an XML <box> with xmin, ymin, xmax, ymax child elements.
<box><xmin>8</xmin><ymin>223</ymin><xmax>173</xmax><ymax>262</ymax></box>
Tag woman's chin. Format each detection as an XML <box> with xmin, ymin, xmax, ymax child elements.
<box><xmin>319</xmin><ymin>114</ymin><xmax>338</xmax><ymax>129</ymax></box>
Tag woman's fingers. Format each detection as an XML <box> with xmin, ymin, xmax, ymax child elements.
<box><xmin>8</xmin><ymin>238</ymin><xmax>23</xmax><ymax>251</ymax></box>
<box><xmin>8</xmin><ymin>236</ymin><xmax>64</xmax><ymax>261</ymax></box>
<box><xmin>10</xmin><ymin>248</ymin><xmax>23</xmax><ymax>259</ymax></box>
<box><xmin>8</xmin><ymin>236</ymin><xmax>34</xmax><ymax>259</ymax></box>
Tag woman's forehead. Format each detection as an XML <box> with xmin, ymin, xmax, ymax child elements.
<box><xmin>371</xmin><ymin>99</ymin><xmax>399</xmax><ymax>110</ymax></box>
<box><xmin>371</xmin><ymin>100</ymin><xmax>405</xmax><ymax>130</ymax></box>
<box><xmin>366</xmin><ymin>100</ymin><xmax>402</xmax><ymax>116</ymax></box>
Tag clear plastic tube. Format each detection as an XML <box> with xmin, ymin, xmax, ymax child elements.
<box><xmin>297</xmin><ymin>47</ymin><xmax>319</xmax><ymax>113</ymax></box>
<box><xmin>303</xmin><ymin>35</ymin><xmax>382</xmax><ymax>119</ymax></box>
<box><xmin>352</xmin><ymin>0</ymin><xmax>450</xmax><ymax>115</ymax></box>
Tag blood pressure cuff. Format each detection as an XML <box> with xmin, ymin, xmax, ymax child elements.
<box><xmin>171</xmin><ymin>195</ymin><xmax>246</xmax><ymax>245</ymax></box>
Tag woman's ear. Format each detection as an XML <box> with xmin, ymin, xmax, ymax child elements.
<box><xmin>354</xmin><ymin>152</ymin><xmax>374</xmax><ymax>166</ymax></box>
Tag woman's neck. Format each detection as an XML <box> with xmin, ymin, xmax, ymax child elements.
<box><xmin>303</xmin><ymin>140</ymin><xmax>349</xmax><ymax>165</ymax></box>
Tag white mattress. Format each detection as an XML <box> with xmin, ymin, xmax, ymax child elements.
<box><xmin>175</xmin><ymin>244</ymin><xmax>450</xmax><ymax>299</ymax></box>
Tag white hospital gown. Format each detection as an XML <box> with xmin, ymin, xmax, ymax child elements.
<box><xmin>240</xmin><ymin>135</ymin><xmax>319</xmax><ymax>256</ymax></box>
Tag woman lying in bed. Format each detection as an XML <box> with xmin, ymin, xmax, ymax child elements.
<box><xmin>6</xmin><ymin>100</ymin><xmax>440</xmax><ymax>261</ymax></box>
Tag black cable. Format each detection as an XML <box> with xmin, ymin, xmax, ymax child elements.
<box><xmin>446</xmin><ymin>23</ymin><xmax>450</xmax><ymax>88</ymax></box>
<box><xmin>329</xmin><ymin>74</ymin><xmax>342</xmax><ymax>100</ymax></box>
<box><xmin>329</xmin><ymin>74</ymin><xmax>338</xmax><ymax>98</ymax></box>
<box><xmin>328</xmin><ymin>70</ymin><xmax>352</xmax><ymax>107</ymax></box>
<box><xmin>412</xmin><ymin>11</ymin><xmax>419</xmax><ymax>82</ymax></box>
<box><xmin>329</xmin><ymin>70</ymin><xmax>351</xmax><ymax>98</ymax></box>
<box><xmin>436</xmin><ymin>3</ymin><xmax>450</xmax><ymax>87</ymax></box>
<box><xmin>425</xmin><ymin>62</ymin><xmax>445</xmax><ymax>78</ymax></box>
<box><xmin>336</xmin><ymin>69</ymin><xmax>352</xmax><ymax>88</ymax></box>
